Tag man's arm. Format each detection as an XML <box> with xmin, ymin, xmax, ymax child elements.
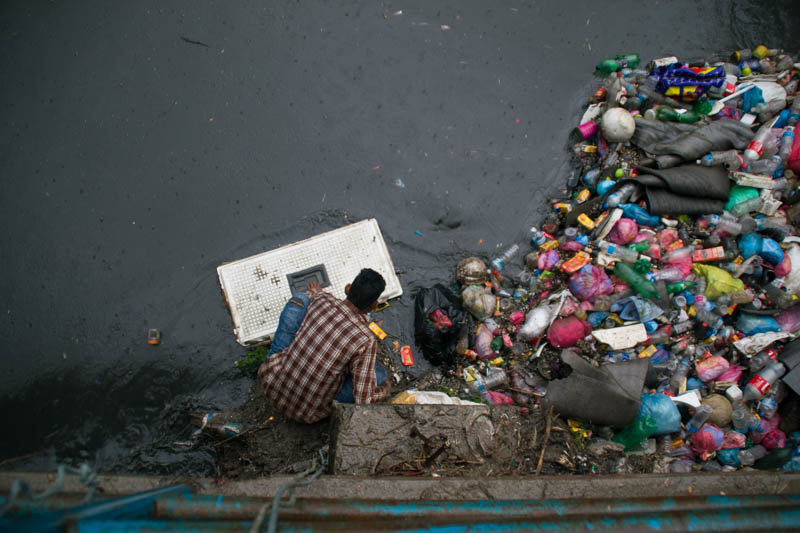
<box><xmin>349</xmin><ymin>339</ymin><xmax>391</xmax><ymax>403</ymax></box>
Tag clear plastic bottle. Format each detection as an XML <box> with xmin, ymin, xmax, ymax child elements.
<box><xmin>731</xmin><ymin>405</ymin><xmax>753</xmax><ymax>431</ymax></box>
<box><xmin>652</xmin><ymin>266</ymin><xmax>687</xmax><ymax>282</ymax></box>
<box><xmin>598</xmin><ymin>240</ymin><xmax>639</xmax><ymax>263</ymax></box>
<box><xmin>697</xmin><ymin>150</ymin><xmax>744</xmax><ymax>170</ymax></box>
<box><xmin>686</xmin><ymin>404</ymin><xmax>713</xmax><ymax>433</ymax></box>
<box><xmin>738</xmin><ymin>445</ymin><xmax>768</xmax><ymax>466</ymax></box>
<box><xmin>755</xmin><ymin>216</ymin><xmax>792</xmax><ymax>233</ymax></box>
<box><xmin>746</xmin><ymin>155</ymin><xmax>782</xmax><ymax>176</ymax></box>
<box><xmin>758</xmin><ymin>396</ymin><xmax>779</xmax><ymax>419</ymax></box>
<box><xmin>673</xmin><ymin>320</ymin><xmax>693</xmax><ymax>334</ymax></box>
<box><xmin>743</xmin><ymin>361</ymin><xmax>787</xmax><ymax>401</ymax></box>
<box><xmin>670</xmin><ymin>360</ymin><xmax>692</xmax><ymax>394</ymax></box>
<box><xmin>730</xmin><ymin>196</ymin><xmax>764</xmax><ymax>217</ymax></box>
<box><xmin>530</xmin><ymin>227</ymin><xmax>547</xmax><ymax>247</ymax></box>
<box><xmin>491</xmin><ymin>244</ymin><xmax>520</xmax><ymax>271</ymax></box>
<box><xmin>606</xmin><ymin>183</ymin><xmax>637</xmax><ymax>208</ymax></box>
<box><xmin>789</xmin><ymin>97</ymin><xmax>800</xmax><ymax>127</ymax></box>
<box><xmin>779</xmin><ymin>127</ymin><xmax>795</xmax><ymax>163</ymax></box>
<box><xmin>744</xmin><ymin>116</ymin><xmax>781</xmax><ymax>161</ymax></box>
<box><xmin>663</xmin><ymin>246</ymin><xmax>694</xmax><ymax>263</ymax></box>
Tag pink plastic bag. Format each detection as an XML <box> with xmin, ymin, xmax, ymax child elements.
<box><xmin>644</xmin><ymin>242</ymin><xmax>662</xmax><ymax>260</ymax></box>
<box><xmin>608</xmin><ymin>218</ymin><xmax>638</xmax><ymax>244</ymax></box>
<box><xmin>475</xmin><ymin>324</ymin><xmax>497</xmax><ymax>360</ymax></box>
<box><xmin>665</xmin><ymin>257</ymin><xmax>693</xmax><ymax>279</ymax></box>
<box><xmin>775</xmin><ymin>252</ymin><xmax>792</xmax><ymax>277</ymax></box>
<box><xmin>538</xmin><ymin>249</ymin><xmax>559</xmax><ymax>271</ymax></box>
<box><xmin>715</xmin><ymin>364</ymin><xmax>742</xmax><ymax>383</ymax></box>
<box><xmin>690</xmin><ymin>424</ymin><xmax>724</xmax><ymax>460</ymax></box>
<box><xmin>569</xmin><ymin>265</ymin><xmax>613</xmax><ymax>302</ymax></box>
<box><xmin>722</xmin><ymin>431</ymin><xmax>746</xmax><ymax>449</ymax></box>
<box><xmin>559</xmin><ymin>240</ymin><xmax>584</xmax><ymax>252</ymax></box>
<box><xmin>547</xmin><ymin>316</ymin><xmax>591</xmax><ymax>348</ymax></box>
<box><xmin>776</xmin><ymin>305</ymin><xmax>800</xmax><ymax>333</ymax></box>
<box><xmin>749</xmin><ymin>415</ymin><xmax>780</xmax><ymax>444</ymax></box>
<box><xmin>659</xmin><ymin>228</ymin><xmax>679</xmax><ymax>248</ymax></box>
<box><xmin>509</xmin><ymin>310</ymin><xmax>525</xmax><ymax>325</ymax></box>
<box><xmin>761</xmin><ymin>429</ymin><xmax>787</xmax><ymax>450</ymax></box>
<box><xmin>695</xmin><ymin>355</ymin><xmax>730</xmax><ymax>382</ymax></box>
<box><xmin>484</xmin><ymin>391</ymin><xmax>514</xmax><ymax>405</ymax></box>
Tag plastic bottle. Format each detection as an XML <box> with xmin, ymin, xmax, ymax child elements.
<box><xmin>612</xmin><ymin>415</ymin><xmax>658</xmax><ymax>451</ymax></box>
<box><xmin>598</xmin><ymin>240</ymin><xmax>639</xmax><ymax>263</ymax></box>
<box><xmin>779</xmin><ymin>127</ymin><xmax>795</xmax><ymax>162</ymax></box>
<box><xmin>191</xmin><ymin>413</ymin><xmax>243</xmax><ymax>437</ymax></box>
<box><xmin>743</xmin><ymin>362</ymin><xmax>787</xmax><ymax>401</ymax></box>
<box><xmin>596</xmin><ymin>53</ymin><xmax>640</xmax><ymax>75</ymax></box>
<box><xmin>670</xmin><ymin>360</ymin><xmax>692</xmax><ymax>394</ymax></box>
<box><xmin>686</xmin><ymin>404</ymin><xmax>713</xmax><ymax>433</ymax></box>
<box><xmin>758</xmin><ymin>396</ymin><xmax>779</xmax><ymax>419</ymax></box>
<box><xmin>657</xmin><ymin>106</ymin><xmax>700</xmax><ymax>124</ymax></box>
<box><xmin>470</xmin><ymin>369</ymin><xmax>508</xmax><ymax>392</ymax></box>
<box><xmin>491</xmin><ymin>244</ymin><xmax>520</xmax><ymax>272</ymax></box>
<box><xmin>666</xmin><ymin>281</ymin><xmax>696</xmax><ymax>294</ymax></box>
<box><xmin>530</xmin><ymin>227</ymin><xmax>547</xmax><ymax>247</ymax></box>
<box><xmin>746</xmin><ymin>155</ymin><xmax>782</xmax><ymax>176</ymax></box>
<box><xmin>789</xmin><ymin>98</ymin><xmax>800</xmax><ymax>126</ymax></box>
<box><xmin>652</xmin><ymin>266</ymin><xmax>687</xmax><ymax>282</ymax></box>
<box><xmin>730</xmin><ymin>196</ymin><xmax>764</xmax><ymax>217</ymax></box>
<box><xmin>738</xmin><ymin>445</ymin><xmax>768</xmax><ymax>466</ymax></box>
<box><xmin>614</xmin><ymin>262</ymin><xmax>658</xmax><ymax>299</ymax></box>
<box><xmin>606</xmin><ymin>183</ymin><xmax>637</xmax><ymax>208</ymax></box>
<box><xmin>673</xmin><ymin>320</ymin><xmax>693</xmax><ymax>334</ymax></box>
<box><xmin>697</xmin><ymin>150</ymin><xmax>744</xmax><ymax>170</ymax></box>
<box><xmin>619</xmin><ymin>203</ymin><xmax>660</xmax><ymax>226</ymax></box>
<box><xmin>695</xmin><ymin>308</ymin><xmax>723</xmax><ymax>330</ymax></box>
<box><xmin>744</xmin><ymin>117</ymin><xmax>780</xmax><ymax>161</ymax></box>
<box><xmin>731</xmin><ymin>405</ymin><xmax>754</xmax><ymax>431</ymax></box>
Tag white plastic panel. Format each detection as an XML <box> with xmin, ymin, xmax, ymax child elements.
<box><xmin>217</xmin><ymin>219</ymin><xmax>402</xmax><ymax>345</ymax></box>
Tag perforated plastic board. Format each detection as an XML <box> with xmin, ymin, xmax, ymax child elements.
<box><xmin>217</xmin><ymin>219</ymin><xmax>402</xmax><ymax>345</ymax></box>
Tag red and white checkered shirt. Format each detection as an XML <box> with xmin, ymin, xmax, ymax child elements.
<box><xmin>258</xmin><ymin>291</ymin><xmax>386</xmax><ymax>423</ymax></box>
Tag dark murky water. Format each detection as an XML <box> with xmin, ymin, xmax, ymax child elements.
<box><xmin>2</xmin><ymin>1</ymin><xmax>800</xmax><ymax>475</ymax></box>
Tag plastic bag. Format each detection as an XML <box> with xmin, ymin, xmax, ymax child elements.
<box><xmin>716</xmin><ymin>364</ymin><xmax>742</xmax><ymax>384</ymax></box>
<box><xmin>695</xmin><ymin>355</ymin><xmax>730</xmax><ymax>382</ymax></box>
<box><xmin>414</xmin><ymin>284</ymin><xmax>466</xmax><ymax>366</ymax></box>
<box><xmin>783</xmin><ymin>245</ymin><xmax>800</xmax><ymax>295</ymax></box>
<box><xmin>569</xmin><ymin>265</ymin><xmax>613</xmax><ymax>302</ymax></box>
<box><xmin>775</xmin><ymin>252</ymin><xmax>792</xmax><ymax>277</ymax></box>
<box><xmin>474</xmin><ymin>323</ymin><xmax>497</xmax><ymax>360</ymax></box>
<box><xmin>518</xmin><ymin>304</ymin><xmax>555</xmax><ymax>341</ymax></box>
<box><xmin>722</xmin><ymin>431</ymin><xmax>746</xmax><ymax>449</ymax></box>
<box><xmin>725</xmin><ymin>185</ymin><xmax>759</xmax><ymax>212</ymax></box>
<box><xmin>608</xmin><ymin>218</ymin><xmax>638</xmax><ymax>244</ymax></box>
<box><xmin>538</xmin><ymin>249</ymin><xmax>560</xmax><ymax>271</ymax></box>
<box><xmin>759</xmin><ymin>237</ymin><xmax>784</xmax><ymax>265</ymax></box>
<box><xmin>509</xmin><ymin>310</ymin><xmax>525</xmax><ymax>326</ymax></box>
<box><xmin>547</xmin><ymin>316</ymin><xmax>591</xmax><ymax>348</ymax></box>
<box><xmin>659</xmin><ymin>228</ymin><xmax>679</xmax><ymax>248</ymax></box>
<box><xmin>461</xmin><ymin>285</ymin><xmax>495</xmax><ymax>320</ymax></box>
<box><xmin>639</xmin><ymin>393</ymin><xmax>681</xmax><ymax>436</ymax></box>
<box><xmin>776</xmin><ymin>305</ymin><xmax>800</xmax><ymax>333</ymax></box>
<box><xmin>390</xmin><ymin>390</ymin><xmax>481</xmax><ymax>405</ymax></box>
<box><xmin>690</xmin><ymin>424</ymin><xmax>724</xmax><ymax>460</ymax></box>
<box><xmin>761</xmin><ymin>430</ymin><xmax>787</xmax><ymax>450</ymax></box>
<box><xmin>737</xmin><ymin>313</ymin><xmax>781</xmax><ymax>335</ymax></box>
<box><xmin>693</xmin><ymin>264</ymin><xmax>744</xmax><ymax>300</ymax></box>
<box><xmin>738</xmin><ymin>233</ymin><xmax>763</xmax><ymax>260</ymax></box>
<box><xmin>717</xmin><ymin>448</ymin><xmax>741</xmax><ymax>467</ymax></box>
<box><xmin>484</xmin><ymin>391</ymin><xmax>514</xmax><ymax>405</ymax></box>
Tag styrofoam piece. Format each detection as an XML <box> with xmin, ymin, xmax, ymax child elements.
<box><xmin>217</xmin><ymin>219</ymin><xmax>402</xmax><ymax>345</ymax></box>
<box><xmin>730</xmin><ymin>171</ymin><xmax>776</xmax><ymax>189</ymax></box>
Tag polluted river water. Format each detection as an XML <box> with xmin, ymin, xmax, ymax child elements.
<box><xmin>2</xmin><ymin>1</ymin><xmax>800</xmax><ymax>477</ymax></box>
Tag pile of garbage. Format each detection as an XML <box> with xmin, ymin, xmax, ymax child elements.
<box><xmin>411</xmin><ymin>47</ymin><xmax>800</xmax><ymax>473</ymax></box>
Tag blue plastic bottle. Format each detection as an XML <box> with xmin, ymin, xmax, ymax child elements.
<box><xmin>619</xmin><ymin>204</ymin><xmax>660</xmax><ymax>226</ymax></box>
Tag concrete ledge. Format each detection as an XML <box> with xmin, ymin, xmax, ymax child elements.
<box><xmin>3</xmin><ymin>471</ymin><xmax>800</xmax><ymax>501</ymax></box>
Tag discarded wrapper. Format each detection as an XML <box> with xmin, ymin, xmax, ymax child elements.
<box><xmin>591</xmin><ymin>323</ymin><xmax>648</xmax><ymax>350</ymax></box>
<box><xmin>400</xmin><ymin>345</ymin><xmax>414</xmax><ymax>366</ymax></box>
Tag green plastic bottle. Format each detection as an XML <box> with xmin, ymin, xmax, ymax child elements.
<box><xmin>614</xmin><ymin>262</ymin><xmax>659</xmax><ymax>299</ymax></box>
<box><xmin>612</xmin><ymin>415</ymin><xmax>659</xmax><ymax>451</ymax></box>
<box><xmin>666</xmin><ymin>281</ymin><xmax>697</xmax><ymax>294</ymax></box>
<box><xmin>656</xmin><ymin>106</ymin><xmax>700</xmax><ymax>124</ymax></box>
<box><xmin>596</xmin><ymin>53</ymin><xmax>641</xmax><ymax>75</ymax></box>
<box><xmin>628</xmin><ymin>240</ymin><xmax>651</xmax><ymax>253</ymax></box>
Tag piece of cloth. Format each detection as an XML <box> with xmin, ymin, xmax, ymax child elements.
<box><xmin>336</xmin><ymin>363</ymin><xmax>388</xmax><ymax>403</ymax></box>
<box><xmin>609</xmin><ymin>164</ymin><xmax>730</xmax><ymax>216</ymax></box>
<box><xmin>258</xmin><ymin>291</ymin><xmax>386</xmax><ymax>423</ymax></box>
<box><xmin>267</xmin><ymin>293</ymin><xmax>310</xmax><ymax>358</ymax></box>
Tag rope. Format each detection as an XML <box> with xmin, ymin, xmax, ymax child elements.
<box><xmin>249</xmin><ymin>448</ymin><xmax>327</xmax><ymax>533</ymax></box>
<box><xmin>0</xmin><ymin>463</ymin><xmax>100</xmax><ymax>517</ymax></box>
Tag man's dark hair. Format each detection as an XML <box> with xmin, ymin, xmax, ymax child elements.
<box><xmin>347</xmin><ymin>268</ymin><xmax>386</xmax><ymax>311</ymax></box>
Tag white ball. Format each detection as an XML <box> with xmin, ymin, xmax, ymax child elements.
<box><xmin>601</xmin><ymin>107</ymin><xmax>636</xmax><ymax>142</ymax></box>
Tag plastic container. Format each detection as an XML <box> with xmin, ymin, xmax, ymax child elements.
<box><xmin>599</xmin><ymin>241</ymin><xmax>639</xmax><ymax>263</ymax></box>
<box><xmin>614</xmin><ymin>262</ymin><xmax>658</xmax><ymax>299</ymax></box>
<box><xmin>744</xmin><ymin>116</ymin><xmax>780</xmax><ymax>161</ymax></box>
<box><xmin>743</xmin><ymin>362</ymin><xmax>787</xmax><ymax>401</ymax></box>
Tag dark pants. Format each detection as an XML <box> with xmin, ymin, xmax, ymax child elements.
<box><xmin>268</xmin><ymin>293</ymin><xmax>386</xmax><ymax>403</ymax></box>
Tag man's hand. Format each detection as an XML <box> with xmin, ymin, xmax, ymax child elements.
<box><xmin>306</xmin><ymin>281</ymin><xmax>323</xmax><ymax>296</ymax></box>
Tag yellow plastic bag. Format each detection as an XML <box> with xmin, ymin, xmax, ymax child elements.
<box><xmin>693</xmin><ymin>264</ymin><xmax>744</xmax><ymax>301</ymax></box>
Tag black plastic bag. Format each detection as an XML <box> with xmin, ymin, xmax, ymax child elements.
<box><xmin>414</xmin><ymin>284</ymin><xmax>465</xmax><ymax>366</ymax></box>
